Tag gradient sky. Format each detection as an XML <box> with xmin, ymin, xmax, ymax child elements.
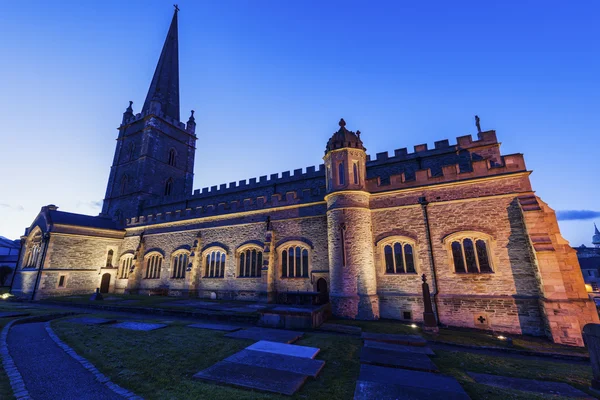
<box><xmin>1</xmin><ymin>0</ymin><xmax>599</xmax><ymax>247</ymax></box>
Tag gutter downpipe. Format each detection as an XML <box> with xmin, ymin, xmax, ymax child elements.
<box><xmin>419</xmin><ymin>196</ymin><xmax>440</xmax><ymax>325</ymax></box>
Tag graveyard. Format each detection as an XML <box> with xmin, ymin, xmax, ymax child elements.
<box><xmin>0</xmin><ymin>298</ymin><xmax>597</xmax><ymax>399</ymax></box>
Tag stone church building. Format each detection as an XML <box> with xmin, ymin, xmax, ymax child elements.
<box><xmin>12</xmin><ymin>10</ymin><xmax>598</xmax><ymax>346</ymax></box>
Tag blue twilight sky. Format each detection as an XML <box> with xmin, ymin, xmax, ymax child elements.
<box><xmin>0</xmin><ymin>0</ymin><xmax>599</xmax><ymax>245</ymax></box>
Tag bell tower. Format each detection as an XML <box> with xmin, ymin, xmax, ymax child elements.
<box><xmin>324</xmin><ymin>119</ymin><xmax>379</xmax><ymax>319</ymax></box>
<box><xmin>101</xmin><ymin>8</ymin><xmax>197</xmax><ymax>220</ymax></box>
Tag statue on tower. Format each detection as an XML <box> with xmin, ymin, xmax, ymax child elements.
<box><xmin>475</xmin><ymin>115</ymin><xmax>482</xmax><ymax>133</ymax></box>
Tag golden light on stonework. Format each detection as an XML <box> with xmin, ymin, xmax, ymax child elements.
<box><xmin>585</xmin><ymin>284</ymin><xmax>593</xmax><ymax>293</ymax></box>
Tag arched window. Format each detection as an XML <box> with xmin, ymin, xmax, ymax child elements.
<box><xmin>168</xmin><ymin>148</ymin><xmax>176</xmax><ymax>167</ymax></box>
<box><xmin>238</xmin><ymin>246</ymin><xmax>263</xmax><ymax>278</ymax></box>
<box><xmin>280</xmin><ymin>244</ymin><xmax>309</xmax><ymax>278</ymax></box>
<box><xmin>445</xmin><ymin>232</ymin><xmax>494</xmax><ymax>274</ymax></box>
<box><xmin>338</xmin><ymin>162</ymin><xmax>345</xmax><ymax>185</ymax></box>
<box><xmin>144</xmin><ymin>253</ymin><xmax>163</xmax><ymax>279</ymax></box>
<box><xmin>171</xmin><ymin>252</ymin><xmax>189</xmax><ymax>279</ymax></box>
<box><xmin>204</xmin><ymin>248</ymin><xmax>226</xmax><ymax>278</ymax></box>
<box><xmin>165</xmin><ymin>178</ymin><xmax>173</xmax><ymax>196</ymax></box>
<box><xmin>381</xmin><ymin>238</ymin><xmax>417</xmax><ymax>274</ymax></box>
<box><xmin>353</xmin><ymin>162</ymin><xmax>359</xmax><ymax>184</ymax></box>
<box><xmin>128</xmin><ymin>142</ymin><xmax>135</xmax><ymax>161</ymax></box>
<box><xmin>24</xmin><ymin>231</ymin><xmax>42</xmax><ymax>268</ymax></box>
<box><xmin>105</xmin><ymin>250</ymin><xmax>114</xmax><ymax>268</ymax></box>
<box><xmin>119</xmin><ymin>255</ymin><xmax>133</xmax><ymax>279</ymax></box>
<box><xmin>120</xmin><ymin>175</ymin><xmax>128</xmax><ymax>195</ymax></box>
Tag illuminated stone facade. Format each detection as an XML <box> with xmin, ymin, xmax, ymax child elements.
<box><xmin>11</xmin><ymin>10</ymin><xmax>598</xmax><ymax>346</ymax></box>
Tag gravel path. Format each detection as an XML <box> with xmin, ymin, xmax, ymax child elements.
<box><xmin>7</xmin><ymin>322</ymin><xmax>123</xmax><ymax>400</ymax></box>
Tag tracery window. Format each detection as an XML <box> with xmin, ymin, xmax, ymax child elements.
<box><xmin>171</xmin><ymin>252</ymin><xmax>189</xmax><ymax>279</ymax></box>
<box><xmin>447</xmin><ymin>233</ymin><xmax>493</xmax><ymax>274</ymax></box>
<box><xmin>204</xmin><ymin>249</ymin><xmax>226</xmax><ymax>278</ymax></box>
<box><xmin>383</xmin><ymin>240</ymin><xmax>416</xmax><ymax>274</ymax></box>
<box><xmin>168</xmin><ymin>149</ymin><xmax>176</xmax><ymax>167</ymax></box>
<box><xmin>119</xmin><ymin>255</ymin><xmax>133</xmax><ymax>279</ymax></box>
<box><xmin>145</xmin><ymin>253</ymin><xmax>163</xmax><ymax>279</ymax></box>
<box><xmin>238</xmin><ymin>247</ymin><xmax>263</xmax><ymax>278</ymax></box>
<box><xmin>105</xmin><ymin>249</ymin><xmax>114</xmax><ymax>268</ymax></box>
<box><xmin>280</xmin><ymin>244</ymin><xmax>309</xmax><ymax>278</ymax></box>
<box><xmin>23</xmin><ymin>231</ymin><xmax>42</xmax><ymax>269</ymax></box>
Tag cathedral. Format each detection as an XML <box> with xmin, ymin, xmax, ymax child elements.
<box><xmin>11</xmin><ymin>9</ymin><xmax>598</xmax><ymax>346</ymax></box>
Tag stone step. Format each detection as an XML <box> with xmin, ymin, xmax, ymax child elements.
<box><xmin>225</xmin><ymin>349</ymin><xmax>325</xmax><ymax>378</ymax></box>
<box><xmin>318</xmin><ymin>323</ymin><xmax>362</xmax><ymax>335</ymax></box>
<box><xmin>359</xmin><ymin>347</ymin><xmax>438</xmax><ymax>372</ymax></box>
<box><xmin>193</xmin><ymin>361</ymin><xmax>308</xmax><ymax>395</ymax></box>
<box><xmin>361</xmin><ymin>332</ymin><xmax>427</xmax><ymax>347</ymax></box>
<box><xmin>364</xmin><ymin>340</ymin><xmax>435</xmax><ymax>356</ymax></box>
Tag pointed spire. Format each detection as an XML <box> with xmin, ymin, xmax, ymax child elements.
<box><xmin>595</xmin><ymin>223</ymin><xmax>600</xmax><ymax>235</ymax></box>
<box><xmin>142</xmin><ymin>7</ymin><xmax>180</xmax><ymax>120</ymax></box>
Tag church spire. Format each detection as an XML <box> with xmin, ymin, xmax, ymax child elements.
<box><xmin>142</xmin><ymin>6</ymin><xmax>180</xmax><ymax>121</ymax></box>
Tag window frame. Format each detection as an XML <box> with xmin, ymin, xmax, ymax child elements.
<box><xmin>236</xmin><ymin>244</ymin><xmax>264</xmax><ymax>278</ymax></box>
<box><xmin>377</xmin><ymin>236</ymin><xmax>418</xmax><ymax>275</ymax></box>
<box><xmin>118</xmin><ymin>255</ymin><xmax>133</xmax><ymax>279</ymax></box>
<box><xmin>443</xmin><ymin>231</ymin><xmax>495</xmax><ymax>275</ymax></box>
<box><xmin>144</xmin><ymin>252</ymin><xmax>164</xmax><ymax>279</ymax></box>
<box><xmin>277</xmin><ymin>241</ymin><xmax>311</xmax><ymax>279</ymax></box>
<box><xmin>170</xmin><ymin>250</ymin><xmax>190</xmax><ymax>279</ymax></box>
<box><xmin>202</xmin><ymin>246</ymin><xmax>227</xmax><ymax>279</ymax></box>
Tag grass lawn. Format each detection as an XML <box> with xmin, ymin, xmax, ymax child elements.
<box><xmin>51</xmin><ymin>316</ymin><xmax>598</xmax><ymax>400</ymax></box>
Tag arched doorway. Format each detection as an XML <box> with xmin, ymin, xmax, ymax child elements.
<box><xmin>316</xmin><ymin>278</ymin><xmax>329</xmax><ymax>304</ymax></box>
<box><xmin>100</xmin><ymin>273</ymin><xmax>111</xmax><ymax>294</ymax></box>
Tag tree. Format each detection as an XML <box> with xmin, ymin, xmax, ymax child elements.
<box><xmin>0</xmin><ymin>266</ymin><xmax>13</xmax><ymax>286</ymax></box>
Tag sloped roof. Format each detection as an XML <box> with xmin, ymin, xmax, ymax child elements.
<box><xmin>0</xmin><ymin>237</ymin><xmax>19</xmax><ymax>249</ymax></box>
<box><xmin>48</xmin><ymin>210</ymin><xmax>118</xmax><ymax>230</ymax></box>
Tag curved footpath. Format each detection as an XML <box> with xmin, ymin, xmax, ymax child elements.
<box><xmin>7</xmin><ymin>321</ymin><xmax>133</xmax><ymax>400</ymax></box>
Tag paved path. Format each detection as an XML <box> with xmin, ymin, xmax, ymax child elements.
<box><xmin>7</xmin><ymin>322</ymin><xmax>123</xmax><ymax>400</ymax></box>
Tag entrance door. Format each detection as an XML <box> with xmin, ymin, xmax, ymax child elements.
<box><xmin>100</xmin><ymin>273</ymin><xmax>111</xmax><ymax>293</ymax></box>
<box><xmin>316</xmin><ymin>278</ymin><xmax>329</xmax><ymax>304</ymax></box>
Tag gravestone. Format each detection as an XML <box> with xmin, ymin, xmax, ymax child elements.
<box><xmin>224</xmin><ymin>349</ymin><xmax>325</xmax><ymax>377</ymax></box>
<box><xmin>247</xmin><ymin>340</ymin><xmax>319</xmax><ymax>359</ymax></box>
<box><xmin>361</xmin><ymin>332</ymin><xmax>427</xmax><ymax>347</ymax></box>
<box><xmin>360</xmin><ymin>347</ymin><xmax>438</xmax><ymax>372</ymax></box>
<box><xmin>187</xmin><ymin>322</ymin><xmax>242</xmax><ymax>332</ymax></box>
<box><xmin>225</xmin><ymin>327</ymin><xmax>303</xmax><ymax>343</ymax></box>
<box><xmin>112</xmin><ymin>322</ymin><xmax>167</xmax><ymax>331</ymax></box>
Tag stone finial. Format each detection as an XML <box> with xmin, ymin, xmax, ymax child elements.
<box><xmin>339</xmin><ymin>118</ymin><xmax>346</xmax><ymax>128</ymax></box>
<box><xmin>475</xmin><ymin>115</ymin><xmax>481</xmax><ymax>133</ymax></box>
<box><xmin>188</xmin><ymin>110</ymin><xmax>196</xmax><ymax>124</ymax></box>
<box><xmin>126</xmin><ymin>101</ymin><xmax>133</xmax><ymax>113</ymax></box>
<box><xmin>356</xmin><ymin>130</ymin><xmax>361</xmax><ymax>139</ymax></box>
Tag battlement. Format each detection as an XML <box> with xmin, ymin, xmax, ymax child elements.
<box><xmin>366</xmin><ymin>130</ymin><xmax>498</xmax><ymax>165</ymax></box>
<box><xmin>125</xmin><ymin>185</ymin><xmax>325</xmax><ymax>228</ymax></box>
<box><xmin>366</xmin><ymin>153</ymin><xmax>526</xmax><ymax>192</ymax></box>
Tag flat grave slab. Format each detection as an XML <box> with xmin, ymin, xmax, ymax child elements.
<box><xmin>187</xmin><ymin>322</ymin><xmax>242</xmax><ymax>332</ymax></box>
<box><xmin>66</xmin><ymin>317</ymin><xmax>116</xmax><ymax>325</ymax></box>
<box><xmin>225</xmin><ymin>349</ymin><xmax>325</xmax><ymax>378</ymax></box>
<box><xmin>354</xmin><ymin>381</ymin><xmax>471</xmax><ymax>400</ymax></box>
<box><xmin>361</xmin><ymin>332</ymin><xmax>426</xmax><ymax>347</ymax></box>
<box><xmin>247</xmin><ymin>340</ymin><xmax>320</xmax><ymax>359</ymax></box>
<box><xmin>0</xmin><ymin>312</ymin><xmax>29</xmax><ymax>318</ymax></box>
<box><xmin>319</xmin><ymin>323</ymin><xmax>362</xmax><ymax>335</ymax></box>
<box><xmin>225</xmin><ymin>327</ymin><xmax>303</xmax><ymax>343</ymax></box>
<box><xmin>469</xmin><ymin>372</ymin><xmax>591</xmax><ymax>398</ymax></box>
<box><xmin>112</xmin><ymin>322</ymin><xmax>167</xmax><ymax>331</ymax></box>
<box><xmin>360</xmin><ymin>347</ymin><xmax>438</xmax><ymax>372</ymax></box>
<box><xmin>193</xmin><ymin>360</ymin><xmax>307</xmax><ymax>395</ymax></box>
<box><xmin>364</xmin><ymin>340</ymin><xmax>435</xmax><ymax>356</ymax></box>
<box><xmin>358</xmin><ymin>364</ymin><xmax>468</xmax><ymax>394</ymax></box>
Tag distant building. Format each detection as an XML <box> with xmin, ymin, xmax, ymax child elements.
<box><xmin>575</xmin><ymin>225</ymin><xmax>600</xmax><ymax>296</ymax></box>
<box><xmin>0</xmin><ymin>236</ymin><xmax>20</xmax><ymax>287</ymax></box>
<box><xmin>10</xmin><ymin>9</ymin><xmax>599</xmax><ymax>347</ymax></box>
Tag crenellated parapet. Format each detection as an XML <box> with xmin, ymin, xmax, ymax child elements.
<box><xmin>366</xmin><ymin>153</ymin><xmax>526</xmax><ymax>192</ymax></box>
<box><xmin>366</xmin><ymin>130</ymin><xmax>499</xmax><ymax>165</ymax></box>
